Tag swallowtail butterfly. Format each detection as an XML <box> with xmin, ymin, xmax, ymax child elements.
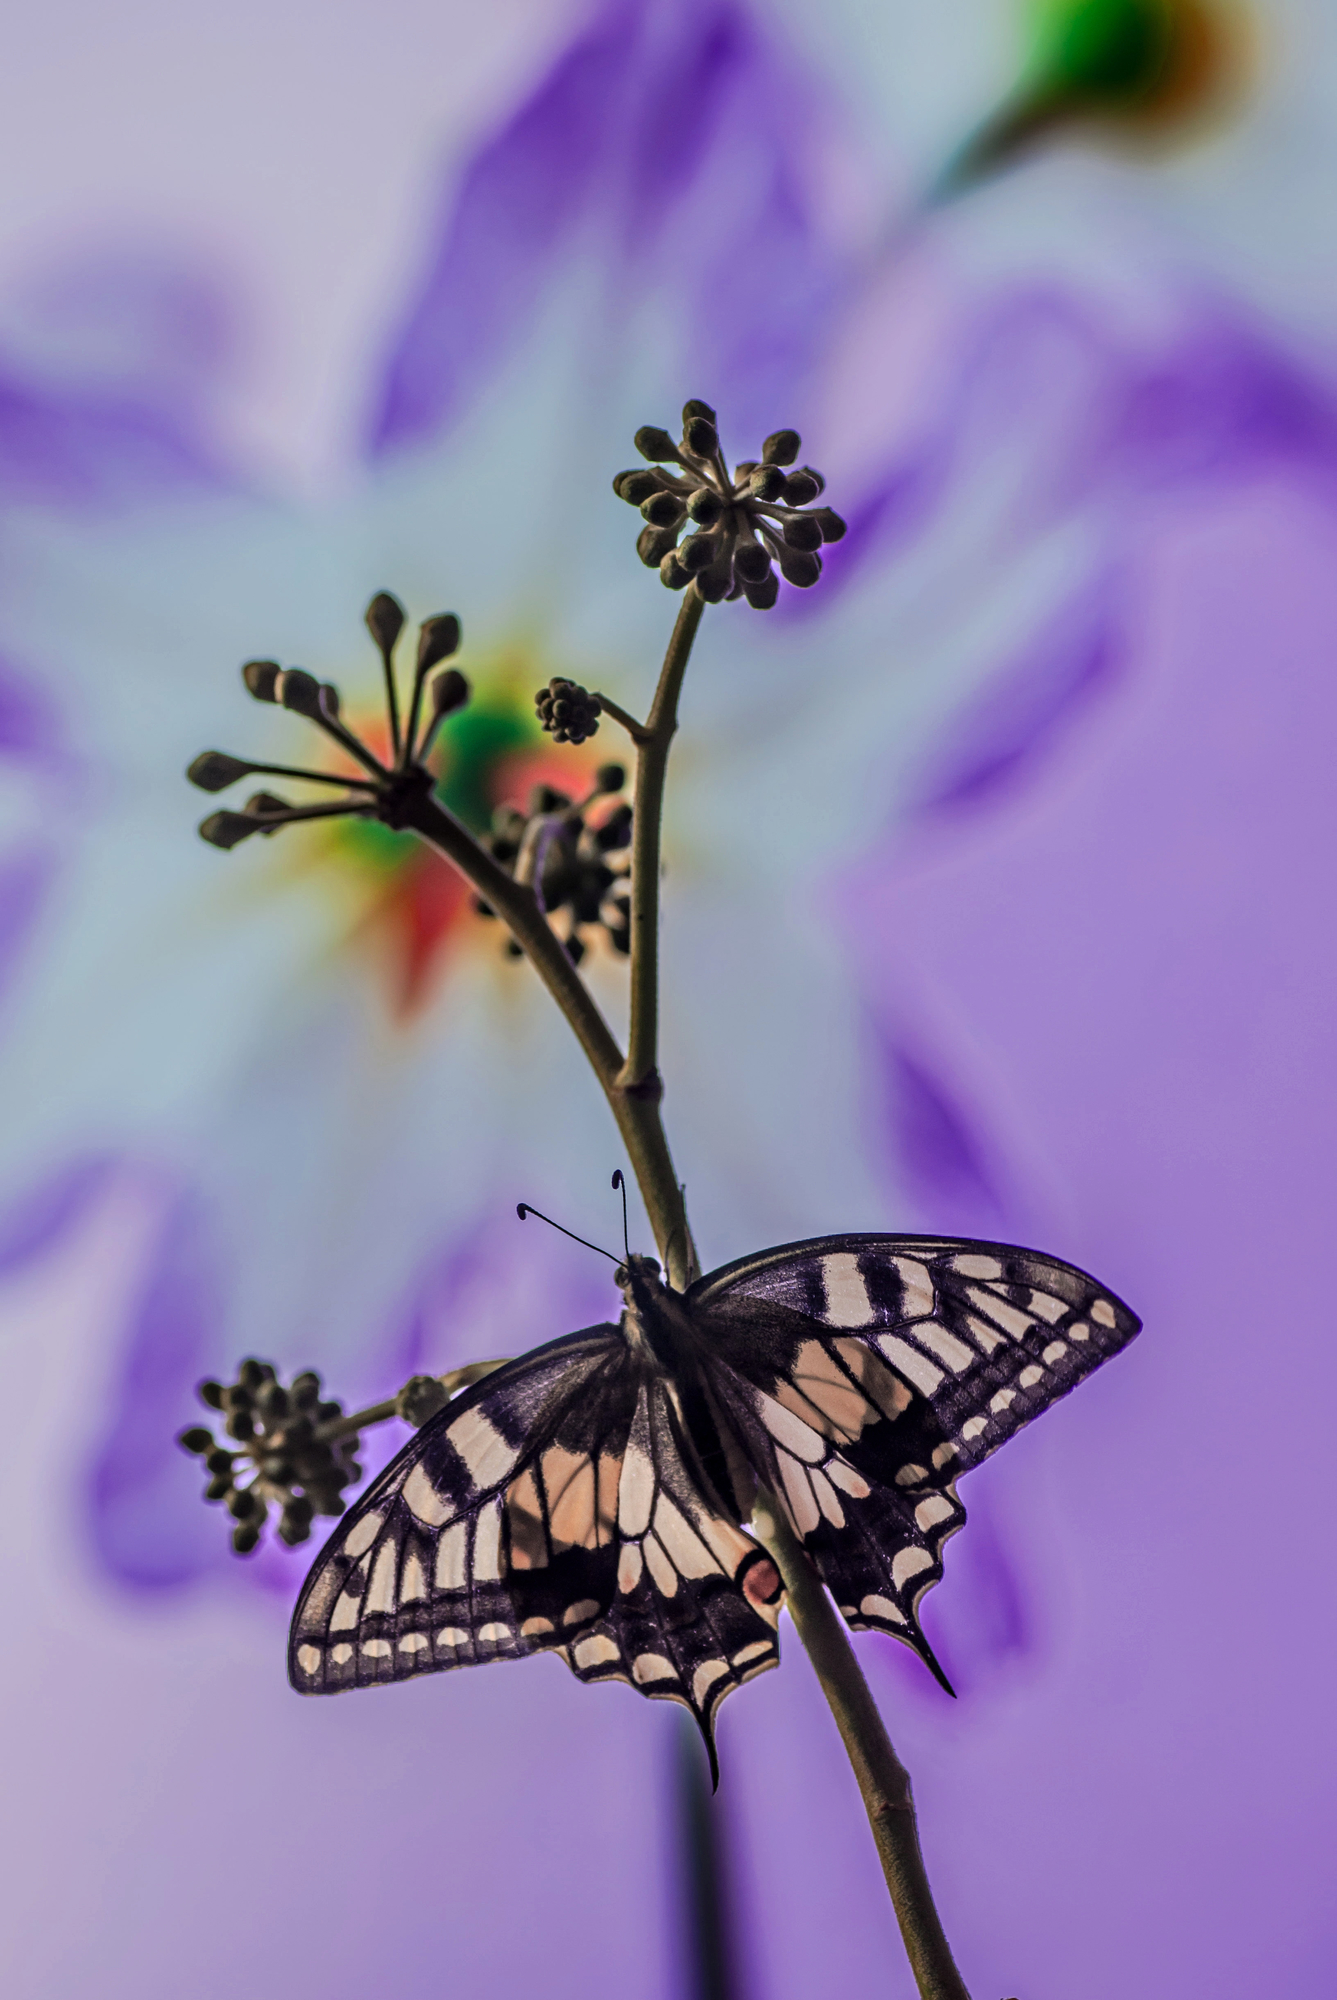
<box><xmin>289</xmin><ymin>1234</ymin><xmax>1138</xmax><ymax>1776</ymax></box>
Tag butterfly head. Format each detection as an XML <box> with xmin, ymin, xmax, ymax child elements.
<box><xmin>615</xmin><ymin>1251</ymin><xmax>665</xmax><ymax>1302</ymax></box>
<box><xmin>616</xmin><ymin>1252</ymin><xmax>692</xmax><ymax>1369</ymax></box>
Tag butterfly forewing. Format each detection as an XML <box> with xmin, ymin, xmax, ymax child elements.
<box><xmin>289</xmin><ymin>1327</ymin><xmax>630</xmax><ymax>1693</ymax></box>
<box><xmin>688</xmin><ymin>1233</ymin><xmax>1139</xmax><ymax>1666</ymax></box>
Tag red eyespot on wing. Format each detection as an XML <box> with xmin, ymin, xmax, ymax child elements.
<box><xmin>738</xmin><ymin>1550</ymin><xmax>782</xmax><ymax>1609</ymax></box>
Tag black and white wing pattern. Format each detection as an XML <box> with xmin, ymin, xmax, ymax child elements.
<box><xmin>689</xmin><ymin>1233</ymin><xmax>1140</xmax><ymax>1684</ymax></box>
<box><xmin>288</xmin><ymin>1323</ymin><xmax>783</xmax><ymax>1775</ymax></box>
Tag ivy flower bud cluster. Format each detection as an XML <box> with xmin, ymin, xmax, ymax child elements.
<box><xmin>178</xmin><ymin>1360</ymin><xmax>361</xmax><ymax>1553</ymax></box>
<box><xmin>535</xmin><ymin>676</ymin><xmax>602</xmax><ymax>745</ymax></box>
<box><xmin>475</xmin><ymin>762</ymin><xmax>632</xmax><ymax>964</ymax></box>
<box><xmin>187</xmin><ymin>592</ymin><xmax>469</xmax><ymax>851</ymax></box>
<box><xmin>614</xmin><ymin>399</ymin><xmax>846</xmax><ymax>607</ymax></box>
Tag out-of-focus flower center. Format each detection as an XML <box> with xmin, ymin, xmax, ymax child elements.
<box><xmin>306</xmin><ymin>650</ymin><xmax>604</xmax><ymax>1015</ymax></box>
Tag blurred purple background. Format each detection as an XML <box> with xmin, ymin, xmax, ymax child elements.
<box><xmin>0</xmin><ymin>2</ymin><xmax>1334</xmax><ymax>1996</ymax></box>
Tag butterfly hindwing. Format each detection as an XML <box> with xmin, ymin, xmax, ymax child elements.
<box><xmin>688</xmin><ymin>1233</ymin><xmax>1139</xmax><ymax>1667</ymax></box>
<box><xmin>553</xmin><ymin>1373</ymin><xmax>781</xmax><ymax>1781</ymax></box>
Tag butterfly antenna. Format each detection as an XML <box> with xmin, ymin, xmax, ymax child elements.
<box><xmin>516</xmin><ymin>1202</ymin><xmax>621</xmax><ymax>1264</ymax></box>
<box><xmin>611</xmin><ymin>1169</ymin><xmax>631</xmax><ymax>1262</ymax></box>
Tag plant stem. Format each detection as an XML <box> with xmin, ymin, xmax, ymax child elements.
<box><xmin>404</xmin><ymin>585</ymin><xmax>967</xmax><ymax>1997</ymax></box>
<box><xmin>619</xmin><ymin>589</ymin><xmax>703</xmax><ymax>1100</ymax></box>
<box><xmin>401</xmin><ymin>777</ymin><xmax>692</xmax><ymax>1285</ymax></box>
<box><xmin>752</xmin><ymin>1491</ymin><xmax>972</xmax><ymax>2000</ymax></box>
<box><xmin>313</xmin><ymin>1359</ymin><xmax>510</xmax><ymax>1443</ymax></box>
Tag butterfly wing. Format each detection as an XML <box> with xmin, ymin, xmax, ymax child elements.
<box><xmin>688</xmin><ymin>1233</ymin><xmax>1140</xmax><ymax>1678</ymax></box>
<box><xmin>288</xmin><ymin>1326</ymin><xmax>628</xmax><ymax>1693</ymax></box>
<box><xmin>289</xmin><ymin>1322</ymin><xmax>782</xmax><ymax>1772</ymax></box>
<box><xmin>551</xmin><ymin>1370</ymin><xmax>782</xmax><ymax>1783</ymax></box>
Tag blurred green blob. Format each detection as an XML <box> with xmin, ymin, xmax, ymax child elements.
<box><xmin>332</xmin><ymin>681</ymin><xmax>539</xmax><ymax>878</ymax></box>
<box><xmin>1031</xmin><ymin>0</ymin><xmax>1176</xmax><ymax>100</ymax></box>
<box><xmin>435</xmin><ymin>694</ymin><xmax>537</xmax><ymax>834</ymax></box>
<box><xmin>933</xmin><ymin>0</ymin><xmax>1239</xmax><ymax>197</ymax></box>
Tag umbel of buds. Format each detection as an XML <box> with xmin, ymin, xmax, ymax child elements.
<box><xmin>188</xmin><ymin>592</ymin><xmax>469</xmax><ymax>852</ymax></box>
<box><xmin>179</xmin><ymin>1360</ymin><xmax>363</xmax><ymax>1553</ymax></box>
<box><xmin>535</xmin><ymin>676</ymin><xmax>601</xmax><ymax>745</ymax></box>
<box><xmin>476</xmin><ymin>762</ymin><xmax>631</xmax><ymax>963</ymax></box>
<box><xmin>613</xmin><ymin>400</ymin><xmax>846</xmax><ymax>607</ymax></box>
<box><xmin>179</xmin><ymin>1358</ymin><xmax>505</xmax><ymax>1554</ymax></box>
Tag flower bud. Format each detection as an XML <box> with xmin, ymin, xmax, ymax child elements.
<box><xmin>529</xmin><ymin>783</ymin><xmax>571</xmax><ymax>815</ymax></box>
<box><xmin>429</xmin><ymin>667</ymin><xmax>469</xmax><ymax>718</ymax></box>
<box><xmin>417</xmin><ymin>614</ymin><xmax>460</xmax><ymax>671</ymax></box>
<box><xmin>686</xmin><ymin>487</ymin><xmax>723</xmax><ymax>527</ymax></box>
<box><xmin>232</xmin><ymin>1523</ymin><xmax>261</xmax><ymax>1555</ymax></box>
<box><xmin>278</xmin><ymin>669</ymin><xmax>322</xmax><ymax>718</ymax></box>
<box><xmin>761</xmin><ymin>429</ymin><xmax>801</xmax><ymax>466</ymax></box>
<box><xmin>778</xmin><ymin>548</ymin><xmax>822</xmax><ymax>588</ymax></box>
<box><xmin>744</xmin><ymin>573</ymin><xmax>780</xmax><ymax>610</ymax></box>
<box><xmin>782</xmin><ymin>469</ymin><xmax>822</xmax><ymax>506</ymax></box>
<box><xmin>365</xmin><ymin>591</ymin><xmax>406</xmax><ymax>654</ymax></box>
<box><xmin>199</xmin><ymin>811</ymin><xmax>260</xmax><ymax>850</ymax></box>
<box><xmin>594</xmin><ymin>763</ymin><xmax>625</xmax><ymax>794</ymax></box>
<box><xmin>613</xmin><ymin>468</ymin><xmax>659</xmax><ymax>505</ymax></box>
<box><xmin>637</xmin><ymin>524</ymin><xmax>679</xmax><ymax>568</ymax></box>
<box><xmin>640</xmin><ymin>490</ymin><xmax>684</xmax><ymax>528</ymax></box>
<box><xmin>748</xmin><ymin>464</ymin><xmax>786</xmax><ymax>501</ymax></box>
<box><xmin>783</xmin><ymin>515</ymin><xmax>823</xmax><ymax>552</ymax></box>
<box><xmin>695</xmin><ymin>556</ymin><xmax>734</xmax><ymax>604</ymax></box>
<box><xmin>733</xmin><ymin>543</ymin><xmax>772</xmax><ymax>585</ymax></box>
<box><xmin>634</xmin><ymin>425</ymin><xmax>678</xmax><ymax>462</ymax></box>
<box><xmin>682</xmin><ymin>398</ymin><xmax>716</xmax><ymax>424</ymax></box>
<box><xmin>198</xmin><ymin>1380</ymin><xmax>225</xmax><ymax>1409</ymax></box>
<box><xmin>177</xmin><ymin>1427</ymin><xmax>214</xmax><ymax>1454</ymax></box>
<box><xmin>188</xmin><ymin>751</ymin><xmax>252</xmax><ymax>793</ymax></box>
<box><xmin>814</xmin><ymin>507</ymin><xmax>847</xmax><ymax>542</ymax></box>
<box><xmin>659</xmin><ymin>552</ymin><xmax>690</xmax><ymax>590</ymax></box>
<box><xmin>683</xmin><ymin>415</ymin><xmax>719</xmax><ymax>458</ymax></box>
<box><xmin>243</xmin><ymin>792</ymin><xmax>290</xmax><ymax>831</ymax></box>
<box><xmin>396</xmin><ymin>1375</ymin><xmax>451</xmax><ymax>1426</ymax></box>
<box><xmin>595</xmin><ymin>803</ymin><xmax>633</xmax><ymax>851</ymax></box>
<box><xmin>678</xmin><ymin>531</ymin><xmax>717</xmax><ymax>575</ymax></box>
<box><xmin>242</xmin><ymin>659</ymin><xmax>282</xmax><ymax>702</ymax></box>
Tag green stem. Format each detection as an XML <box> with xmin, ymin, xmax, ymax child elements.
<box><xmin>753</xmin><ymin>1491</ymin><xmax>972</xmax><ymax>2000</ymax></box>
<box><xmin>400</xmin><ymin>785</ymin><xmax>693</xmax><ymax>1285</ymax></box>
<box><xmin>618</xmin><ymin>589</ymin><xmax>704</xmax><ymax>1097</ymax></box>
<box><xmin>405</xmin><ymin>584</ymin><xmax>967</xmax><ymax>1999</ymax></box>
<box><xmin>313</xmin><ymin>1359</ymin><xmax>510</xmax><ymax>1443</ymax></box>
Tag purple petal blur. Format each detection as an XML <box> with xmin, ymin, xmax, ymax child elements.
<box><xmin>822</xmin><ymin>438</ymin><xmax>1337</xmax><ymax>2000</ymax></box>
<box><xmin>0</xmin><ymin>3</ymin><xmax>1334</xmax><ymax>1995</ymax></box>
<box><xmin>370</xmin><ymin>0</ymin><xmax>848</xmax><ymax>454</ymax></box>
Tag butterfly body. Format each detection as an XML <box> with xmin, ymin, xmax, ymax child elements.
<box><xmin>290</xmin><ymin>1234</ymin><xmax>1139</xmax><ymax>1776</ymax></box>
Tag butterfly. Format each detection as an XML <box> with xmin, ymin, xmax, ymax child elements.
<box><xmin>289</xmin><ymin>1233</ymin><xmax>1139</xmax><ymax>1779</ymax></box>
